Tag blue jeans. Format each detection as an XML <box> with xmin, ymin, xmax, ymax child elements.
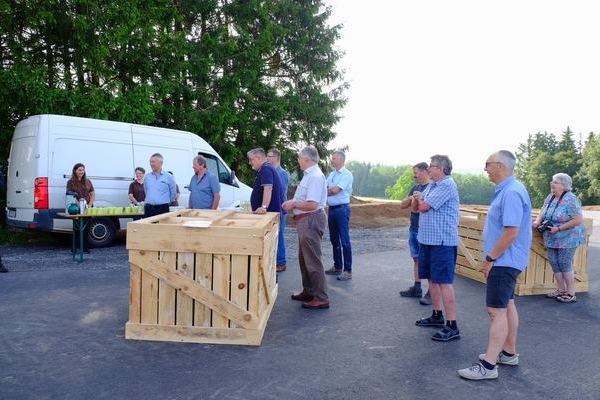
<box><xmin>276</xmin><ymin>212</ymin><xmax>287</xmax><ymax>266</ymax></box>
<box><xmin>328</xmin><ymin>204</ymin><xmax>352</xmax><ymax>272</ymax></box>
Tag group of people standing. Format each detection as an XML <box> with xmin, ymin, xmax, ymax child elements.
<box><xmin>395</xmin><ymin>151</ymin><xmax>586</xmax><ymax>381</ymax></box>
<box><xmin>247</xmin><ymin>146</ymin><xmax>354</xmax><ymax>310</ymax></box>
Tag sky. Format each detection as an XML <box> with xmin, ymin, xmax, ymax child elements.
<box><xmin>324</xmin><ymin>0</ymin><xmax>600</xmax><ymax>173</ymax></box>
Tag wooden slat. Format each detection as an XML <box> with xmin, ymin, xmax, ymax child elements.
<box><xmin>230</xmin><ymin>255</ymin><xmax>249</xmax><ymax>328</ymax></box>
<box><xmin>129</xmin><ymin>264</ymin><xmax>141</xmax><ymax>323</ymax></box>
<box><xmin>211</xmin><ymin>254</ymin><xmax>231</xmax><ymax>328</ymax></box>
<box><xmin>194</xmin><ymin>253</ymin><xmax>213</xmax><ymax>327</ymax></box>
<box><xmin>248</xmin><ymin>255</ymin><xmax>260</xmax><ymax>317</ymax></box>
<box><xmin>125</xmin><ymin>322</ymin><xmax>263</xmax><ymax>346</ymax></box>
<box><xmin>158</xmin><ymin>252</ymin><xmax>176</xmax><ymax>326</ymax></box>
<box><xmin>140</xmin><ymin>267</ymin><xmax>158</xmax><ymax>324</ymax></box>
<box><xmin>130</xmin><ymin>252</ymin><xmax>258</xmax><ymax>329</ymax></box>
<box><xmin>458</xmin><ymin>238</ymin><xmax>480</xmax><ymax>270</ymax></box>
<box><xmin>177</xmin><ymin>252</ymin><xmax>195</xmax><ymax>326</ymax></box>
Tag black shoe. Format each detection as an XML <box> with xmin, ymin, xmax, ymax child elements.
<box><xmin>400</xmin><ymin>285</ymin><xmax>422</xmax><ymax>298</ymax></box>
<box><xmin>431</xmin><ymin>326</ymin><xmax>460</xmax><ymax>342</ymax></box>
<box><xmin>415</xmin><ymin>316</ymin><xmax>445</xmax><ymax>327</ymax></box>
<box><xmin>0</xmin><ymin>264</ymin><xmax>8</xmax><ymax>273</ymax></box>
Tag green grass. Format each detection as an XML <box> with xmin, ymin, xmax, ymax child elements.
<box><xmin>0</xmin><ymin>225</ymin><xmax>62</xmax><ymax>246</ymax></box>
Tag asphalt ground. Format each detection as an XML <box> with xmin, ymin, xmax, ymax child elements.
<box><xmin>1</xmin><ymin>227</ymin><xmax>599</xmax><ymax>400</ymax></box>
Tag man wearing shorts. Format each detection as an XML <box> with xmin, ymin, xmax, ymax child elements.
<box><xmin>458</xmin><ymin>150</ymin><xmax>532</xmax><ymax>380</ymax></box>
<box><xmin>413</xmin><ymin>155</ymin><xmax>461</xmax><ymax>342</ymax></box>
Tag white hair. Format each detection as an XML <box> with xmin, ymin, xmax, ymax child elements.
<box><xmin>553</xmin><ymin>173</ymin><xmax>572</xmax><ymax>191</ymax></box>
<box><xmin>494</xmin><ymin>150</ymin><xmax>516</xmax><ymax>172</ymax></box>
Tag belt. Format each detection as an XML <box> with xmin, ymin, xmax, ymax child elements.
<box><xmin>293</xmin><ymin>210</ymin><xmax>322</xmax><ymax>220</ymax></box>
<box><xmin>328</xmin><ymin>203</ymin><xmax>349</xmax><ymax>209</ymax></box>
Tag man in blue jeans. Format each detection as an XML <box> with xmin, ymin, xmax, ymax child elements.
<box><xmin>324</xmin><ymin>150</ymin><xmax>354</xmax><ymax>281</ymax></box>
<box><xmin>267</xmin><ymin>148</ymin><xmax>290</xmax><ymax>272</ymax></box>
<box><xmin>458</xmin><ymin>150</ymin><xmax>531</xmax><ymax>380</ymax></box>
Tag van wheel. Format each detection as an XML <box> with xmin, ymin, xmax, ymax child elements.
<box><xmin>86</xmin><ymin>217</ymin><xmax>116</xmax><ymax>248</ymax></box>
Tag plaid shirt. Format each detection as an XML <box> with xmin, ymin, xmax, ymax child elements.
<box><xmin>417</xmin><ymin>176</ymin><xmax>460</xmax><ymax>246</ymax></box>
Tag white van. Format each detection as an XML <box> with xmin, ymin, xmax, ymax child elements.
<box><xmin>6</xmin><ymin>114</ymin><xmax>251</xmax><ymax>246</ymax></box>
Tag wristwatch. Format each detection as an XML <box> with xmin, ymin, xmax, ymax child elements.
<box><xmin>485</xmin><ymin>255</ymin><xmax>496</xmax><ymax>262</ymax></box>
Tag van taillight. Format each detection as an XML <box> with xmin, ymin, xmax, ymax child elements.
<box><xmin>34</xmin><ymin>177</ymin><xmax>49</xmax><ymax>209</ymax></box>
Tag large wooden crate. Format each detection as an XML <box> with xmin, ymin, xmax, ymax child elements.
<box><xmin>457</xmin><ymin>206</ymin><xmax>593</xmax><ymax>296</ymax></box>
<box><xmin>125</xmin><ymin>209</ymin><xmax>279</xmax><ymax>345</ymax></box>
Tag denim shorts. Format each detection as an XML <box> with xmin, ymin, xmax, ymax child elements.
<box><xmin>546</xmin><ymin>247</ymin><xmax>577</xmax><ymax>273</ymax></box>
<box><xmin>418</xmin><ymin>244</ymin><xmax>457</xmax><ymax>284</ymax></box>
<box><xmin>486</xmin><ymin>267</ymin><xmax>521</xmax><ymax>308</ymax></box>
<box><xmin>408</xmin><ymin>228</ymin><xmax>419</xmax><ymax>258</ymax></box>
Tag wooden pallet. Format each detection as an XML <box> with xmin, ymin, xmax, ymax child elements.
<box><xmin>125</xmin><ymin>209</ymin><xmax>279</xmax><ymax>345</ymax></box>
<box><xmin>457</xmin><ymin>207</ymin><xmax>593</xmax><ymax>296</ymax></box>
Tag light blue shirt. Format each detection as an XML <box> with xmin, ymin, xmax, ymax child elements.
<box><xmin>417</xmin><ymin>176</ymin><xmax>460</xmax><ymax>246</ymax></box>
<box><xmin>144</xmin><ymin>170</ymin><xmax>177</xmax><ymax>205</ymax></box>
<box><xmin>292</xmin><ymin>164</ymin><xmax>327</xmax><ymax>215</ymax></box>
<box><xmin>189</xmin><ymin>171</ymin><xmax>220</xmax><ymax>209</ymax></box>
<box><xmin>327</xmin><ymin>167</ymin><xmax>353</xmax><ymax>206</ymax></box>
<box><xmin>483</xmin><ymin>176</ymin><xmax>532</xmax><ymax>271</ymax></box>
<box><xmin>277</xmin><ymin>166</ymin><xmax>290</xmax><ymax>215</ymax></box>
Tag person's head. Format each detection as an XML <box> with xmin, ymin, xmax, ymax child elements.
<box><xmin>428</xmin><ymin>155</ymin><xmax>452</xmax><ymax>181</ymax></box>
<box><xmin>298</xmin><ymin>145</ymin><xmax>319</xmax><ymax>171</ymax></box>
<box><xmin>551</xmin><ymin>173</ymin><xmax>572</xmax><ymax>196</ymax></box>
<box><xmin>412</xmin><ymin>162</ymin><xmax>429</xmax><ymax>185</ymax></box>
<box><xmin>134</xmin><ymin>167</ymin><xmax>145</xmax><ymax>181</ymax></box>
<box><xmin>267</xmin><ymin>148</ymin><xmax>281</xmax><ymax>168</ymax></box>
<box><xmin>149</xmin><ymin>153</ymin><xmax>164</xmax><ymax>173</ymax></box>
<box><xmin>247</xmin><ymin>148</ymin><xmax>267</xmax><ymax>171</ymax></box>
<box><xmin>484</xmin><ymin>150</ymin><xmax>516</xmax><ymax>184</ymax></box>
<box><xmin>72</xmin><ymin>163</ymin><xmax>86</xmax><ymax>181</ymax></box>
<box><xmin>193</xmin><ymin>155</ymin><xmax>208</xmax><ymax>175</ymax></box>
<box><xmin>330</xmin><ymin>150</ymin><xmax>346</xmax><ymax>170</ymax></box>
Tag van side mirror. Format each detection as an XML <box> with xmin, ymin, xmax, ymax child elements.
<box><xmin>229</xmin><ymin>171</ymin><xmax>239</xmax><ymax>188</ymax></box>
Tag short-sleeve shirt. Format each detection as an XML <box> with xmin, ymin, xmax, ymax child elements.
<box><xmin>326</xmin><ymin>167</ymin><xmax>353</xmax><ymax>206</ymax></box>
<box><xmin>66</xmin><ymin>178</ymin><xmax>95</xmax><ymax>203</ymax></box>
<box><xmin>189</xmin><ymin>171</ymin><xmax>220</xmax><ymax>209</ymax></box>
<box><xmin>417</xmin><ymin>176</ymin><xmax>460</xmax><ymax>246</ymax></box>
<box><xmin>292</xmin><ymin>164</ymin><xmax>327</xmax><ymax>215</ymax></box>
<box><xmin>408</xmin><ymin>183</ymin><xmax>429</xmax><ymax>230</ymax></box>
<box><xmin>143</xmin><ymin>171</ymin><xmax>177</xmax><ymax>205</ymax></box>
<box><xmin>128</xmin><ymin>181</ymin><xmax>146</xmax><ymax>203</ymax></box>
<box><xmin>483</xmin><ymin>176</ymin><xmax>532</xmax><ymax>271</ymax></box>
<box><xmin>540</xmin><ymin>191</ymin><xmax>586</xmax><ymax>249</ymax></box>
<box><xmin>276</xmin><ymin>166</ymin><xmax>290</xmax><ymax>215</ymax></box>
<box><xmin>250</xmin><ymin>162</ymin><xmax>282</xmax><ymax>212</ymax></box>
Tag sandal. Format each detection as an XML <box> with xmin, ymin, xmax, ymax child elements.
<box><xmin>546</xmin><ymin>290</ymin><xmax>565</xmax><ymax>299</ymax></box>
<box><xmin>556</xmin><ymin>294</ymin><xmax>577</xmax><ymax>303</ymax></box>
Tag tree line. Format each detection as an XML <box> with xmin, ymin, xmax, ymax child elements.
<box><xmin>0</xmin><ymin>0</ymin><xmax>347</xmax><ymax>181</ymax></box>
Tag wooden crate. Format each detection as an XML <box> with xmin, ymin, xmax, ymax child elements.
<box><xmin>456</xmin><ymin>206</ymin><xmax>593</xmax><ymax>296</ymax></box>
<box><xmin>125</xmin><ymin>209</ymin><xmax>279</xmax><ymax>345</ymax></box>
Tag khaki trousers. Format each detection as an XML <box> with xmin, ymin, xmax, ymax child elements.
<box><xmin>296</xmin><ymin>211</ymin><xmax>328</xmax><ymax>300</ymax></box>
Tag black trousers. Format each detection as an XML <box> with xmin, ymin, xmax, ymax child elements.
<box><xmin>144</xmin><ymin>203</ymin><xmax>170</xmax><ymax>218</ymax></box>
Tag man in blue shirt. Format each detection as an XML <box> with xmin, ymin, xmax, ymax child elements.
<box><xmin>324</xmin><ymin>151</ymin><xmax>354</xmax><ymax>281</ymax></box>
<box><xmin>188</xmin><ymin>155</ymin><xmax>221</xmax><ymax>210</ymax></box>
<box><xmin>268</xmin><ymin>148</ymin><xmax>290</xmax><ymax>272</ymax></box>
<box><xmin>413</xmin><ymin>155</ymin><xmax>461</xmax><ymax>342</ymax></box>
<box><xmin>458</xmin><ymin>150</ymin><xmax>532</xmax><ymax>381</ymax></box>
<box><xmin>143</xmin><ymin>153</ymin><xmax>177</xmax><ymax>218</ymax></box>
<box><xmin>247</xmin><ymin>148</ymin><xmax>283</xmax><ymax>214</ymax></box>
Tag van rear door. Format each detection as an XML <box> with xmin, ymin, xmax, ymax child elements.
<box><xmin>6</xmin><ymin>119</ymin><xmax>41</xmax><ymax>226</ymax></box>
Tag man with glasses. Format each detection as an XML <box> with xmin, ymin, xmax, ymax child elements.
<box><xmin>458</xmin><ymin>151</ymin><xmax>531</xmax><ymax>380</ymax></box>
<box><xmin>412</xmin><ymin>155</ymin><xmax>461</xmax><ymax>342</ymax></box>
<box><xmin>267</xmin><ymin>149</ymin><xmax>290</xmax><ymax>272</ymax></box>
<box><xmin>282</xmin><ymin>146</ymin><xmax>329</xmax><ymax>309</ymax></box>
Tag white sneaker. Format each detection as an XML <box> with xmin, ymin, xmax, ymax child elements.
<box><xmin>479</xmin><ymin>352</ymin><xmax>519</xmax><ymax>366</ymax></box>
<box><xmin>457</xmin><ymin>363</ymin><xmax>498</xmax><ymax>380</ymax></box>
<box><xmin>337</xmin><ymin>271</ymin><xmax>352</xmax><ymax>281</ymax></box>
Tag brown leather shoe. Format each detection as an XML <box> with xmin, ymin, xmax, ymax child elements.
<box><xmin>302</xmin><ymin>298</ymin><xmax>330</xmax><ymax>309</ymax></box>
<box><xmin>276</xmin><ymin>265</ymin><xmax>287</xmax><ymax>272</ymax></box>
<box><xmin>291</xmin><ymin>291</ymin><xmax>314</xmax><ymax>302</ymax></box>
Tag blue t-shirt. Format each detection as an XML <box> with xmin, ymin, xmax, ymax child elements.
<box><xmin>326</xmin><ymin>167</ymin><xmax>353</xmax><ymax>206</ymax></box>
<box><xmin>144</xmin><ymin>171</ymin><xmax>177</xmax><ymax>205</ymax></box>
<box><xmin>409</xmin><ymin>183</ymin><xmax>429</xmax><ymax>230</ymax></box>
<box><xmin>483</xmin><ymin>176</ymin><xmax>532</xmax><ymax>271</ymax></box>
<box><xmin>250</xmin><ymin>162</ymin><xmax>283</xmax><ymax>212</ymax></box>
<box><xmin>276</xmin><ymin>166</ymin><xmax>290</xmax><ymax>215</ymax></box>
<box><xmin>189</xmin><ymin>171</ymin><xmax>220</xmax><ymax>209</ymax></box>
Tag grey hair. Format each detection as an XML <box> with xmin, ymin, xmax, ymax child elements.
<box><xmin>430</xmin><ymin>154</ymin><xmax>452</xmax><ymax>175</ymax></box>
<box><xmin>268</xmin><ymin>148</ymin><xmax>281</xmax><ymax>161</ymax></box>
<box><xmin>150</xmin><ymin>153</ymin><xmax>163</xmax><ymax>161</ymax></box>
<box><xmin>247</xmin><ymin>148</ymin><xmax>266</xmax><ymax>158</ymax></box>
<box><xmin>494</xmin><ymin>150</ymin><xmax>517</xmax><ymax>172</ymax></box>
<box><xmin>299</xmin><ymin>145</ymin><xmax>320</xmax><ymax>163</ymax></box>
<box><xmin>553</xmin><ymin>173</ymin><xmax>573</xmax><ymax>191</ymax></box>
<box><xmin>332</xmin><ymin>150</ymin><xmax>346</xmax><ymax>162</ymax></box>
<box><xmin>193</xmin><ymin>155</ymin><xmax>207</xmax><ymax>168</ymax></box>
